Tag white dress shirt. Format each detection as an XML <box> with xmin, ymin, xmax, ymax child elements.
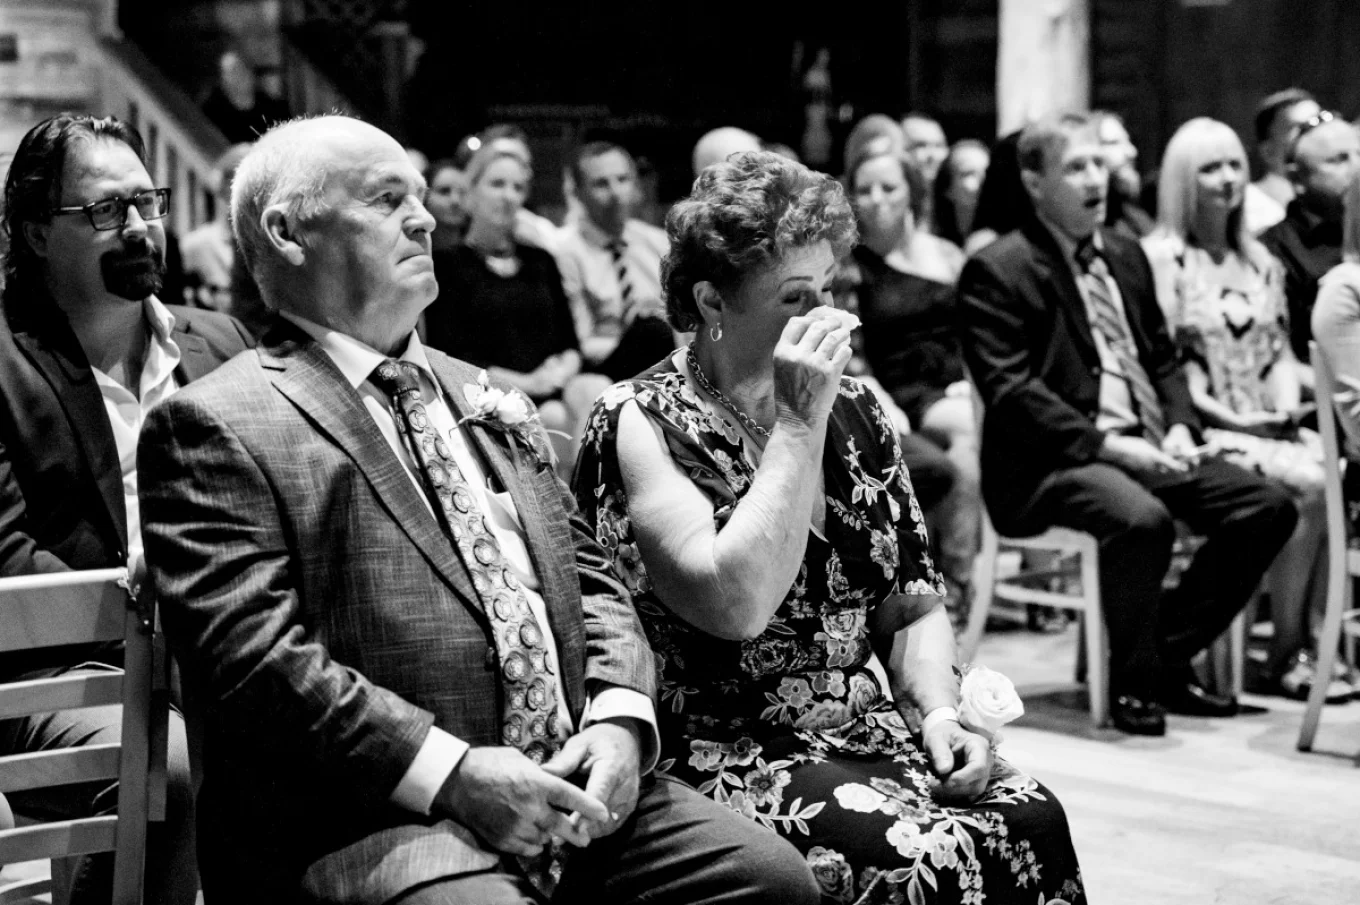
<box><xmin>556</xmin><ymin>217</ymin><xmax>669</xmax><ymax>363</ymax></box>
<box><xmin>278</xmin><ymin>312</ymin><xmax>657</xmax><ymax>814</ymax></box>
<box><xmin>91</xmin><ymin>296</ymin><xmax>181</xmax><ymax>580</ymax></box>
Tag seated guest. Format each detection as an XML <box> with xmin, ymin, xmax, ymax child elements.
<box><xmin>1143</xmin><ymin>118</ymin><xmax>1342</xmax><ymax>702</ymax></box>
<box><xmin>933</xmin><ymin>139</ymin><xmax>990</xmax><ymax>248</ymax></box>
<box><xmin>181</xmin><ymin>142</ymin><xmax>252</xmax><ymax>311</ymax></box>
<box><xmin>1095</xmin><ymin>111</ymin><xmax>1155</xmax><ymax>240</ymax></box>
<box><xmin>199</xmin><ymin>48</ymin><xmax>291</xmax><ymax>144</ymax></box>
<box><xmin>557</xmin><ymin>141</ymin><xmax>677</xmax><ymax>382</ymax></box>
<box><xmin>573</xmin><ymin>150</ymin><xmax>1086</xmax><ymax>905</ymax></box>
<box><xmin>692</xmin><ymin>126</ymin><xmax>762</xmax><ymax>176</ymax></box>
<box><xmin>139</xmin><ymin>114</ymin><xmax>821</xmax><ymax>905</ymax></box>
<box><xmin>1315</xmin><ymin>168</ymin><xmax>1360</xmax><ymax>453</ymax></box>
<box><xmin>479</xmin><ymin>123</ymin><xmax>564</xmax><ymax>254</ymax></box>
<box><xmin>423</xmin><ymin>157</ymin><xmax>470</xmax><ymax>251</ymax></box>
<box><xmin>959</xmin><ymin>113</ymin><xmax>1297</xmax><ymax>736</ymax></box>
<box><xmin>1260</xmin><ymin>108</ymin><xmax>1360</xmax><ymax>367</ymax></box>
<box><xmin>842</xmin><ymin>114</ymin><xmax>905</xmax><ymax>175</ymax></box>
<box><xmin>843</xmin><ymin>148</ymin><xmax>979</xmax><ymax>622</ymax></box>
<box><xmin>1247</xmin><ymin>89</ymin><xmax>1320</xmax><ymax>235</ymax></box>
<box><xmin>963</xmin><ymin>130</ymin><xmax>1027</xmax><ymax>256</ymax></box>
<box><xmin>900</xmin><ymin>113</ymin><xmax>949</xmax><ymax>233</ymax></box>
<box><xmin>0</xmin><ymin>113</ymin><xmax>253</xmax><ymax>904</ymax></box>
<box><xmin>425</xmin><ymin>143</ymin><xmax>608</xmax><ymax>471</ymax></box>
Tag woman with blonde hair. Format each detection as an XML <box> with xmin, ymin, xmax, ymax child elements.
<box><xmin>1143</xmin><ymin>117</ymin><xmax>1348</xmax><ymax>702</ymax></box>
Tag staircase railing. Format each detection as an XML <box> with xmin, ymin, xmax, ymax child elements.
<box><xmin>91</xmin><ymin>36</ymin><xmax>229</xmax><ymax>234</ymax></box>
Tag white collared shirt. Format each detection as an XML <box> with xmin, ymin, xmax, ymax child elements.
<box><xmin>556</xmin><ymin>217</ymin><xmax>669</xmax><ymax>361</ymax></box>
<box><xmin>278</xmin><ymin>311</ymin><xmax>657</xmax><ymax>813</ymax></box>
<box><xmin>91</xmin><ymin>296</ymin><xmax>181</xmax><ymax>579</ymax></box>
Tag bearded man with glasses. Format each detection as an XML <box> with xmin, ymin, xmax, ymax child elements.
<box><xmin>0</xmin><ymin>113</ymin><xmax>252</xmax><ymax>904</ymax></box>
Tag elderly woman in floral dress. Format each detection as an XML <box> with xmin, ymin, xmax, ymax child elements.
<box><xmin>573</xmin><ymin>151</ymin><xmax>1084</xmax><ymax>905</ymax></box>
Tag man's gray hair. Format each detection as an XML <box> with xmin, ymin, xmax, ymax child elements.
<box><xmin>230</xmin><ymin>116</ymin><xmax>337</xmax><ymax>293</ymax></box>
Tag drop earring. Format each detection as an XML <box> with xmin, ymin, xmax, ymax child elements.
<box><xmin>709</xmin><ymin>323</ymin><xmax>723</xmax><ymax>342</ymax></box>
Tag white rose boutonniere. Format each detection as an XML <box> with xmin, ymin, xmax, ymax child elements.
<box><xmin>957</xmin><ymin>664</ymin><xmax>1024</xmax><ymax>744</ymax></box>
<box><xmin>458</xmin><ymin>370</ymin><xmax>560</xmax><ymax>466</ymax></box>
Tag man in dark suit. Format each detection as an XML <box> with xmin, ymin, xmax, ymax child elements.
<box><xmin>140</xmin><ymin>115</ymin><xmax>819</xmax><ymax>905</ymax></box>
<box><xmin>958</xmin><ymin>113</ymin><xmax>1297</xmax><ymax>737</ymax></box>
<box><xmin>0</xmin><ymin>114</ymin><xmax>252</xmax><ymax>904</ymax></box>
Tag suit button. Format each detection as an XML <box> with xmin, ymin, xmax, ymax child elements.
<box><xmin>485</xmin><ymin>646</ymin><xmax>497</xmax><ymax>668</ymax></box>
<box><xmin>1089</xmin><ymin>366</ymin><xmax>1100</xmax><ymax>376</ymax></box>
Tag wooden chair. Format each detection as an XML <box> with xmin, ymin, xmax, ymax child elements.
<box><xmin>1299</xmin><ymin>343</ymin><xmax>1360</xmax><ymax>752</ymax></box>
<box><xmin>0</xmin><ymin>569</ymin><xmax>168</xmax><ymax>905</ymax></box>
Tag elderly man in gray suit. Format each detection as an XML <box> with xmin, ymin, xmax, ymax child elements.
<box><xmin>139</xmin><ymin>115</ymin><xmax>820</xmax><ymax>905</ymax></box>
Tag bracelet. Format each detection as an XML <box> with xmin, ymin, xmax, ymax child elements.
<box><xmin>921</xmin><ymin>706</ymin><xmax>959</xmax><ymax>736</ymax></box>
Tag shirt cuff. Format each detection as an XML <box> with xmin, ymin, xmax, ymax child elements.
<box><xmin>921</xmin><ymin>706</ymin><xmax>960</xmax><ymax>736</ymax></box>
<box><xmin>390</xmin><ymin>726</ymin><xmax>469</xmax><ymax>815</ymax></box>
<box><xmin>582</xmin><ymin>686</ymin><xmax>660</xmax><ymax>774</ymax></box>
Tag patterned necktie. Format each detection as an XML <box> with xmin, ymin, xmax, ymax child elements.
<box><xmin>1075</xmin><ymin>240</ymin><xmax>1167</xmax><ymax>444</ymax></box>
<box><xmin>608</xmin><ymin>238</ymin><xmax>634</xmax><ymax>311</ymax></box>
<box><xmin>369</xmin><ymin>360</ymin><xmax>566</xmax><ymax>892</ymax></box>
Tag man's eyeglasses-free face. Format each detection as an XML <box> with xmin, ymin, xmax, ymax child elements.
<box><xmin>50</xmin><ymin>188</ymin><xmax>172</xmax><ymax>231</ymax></box>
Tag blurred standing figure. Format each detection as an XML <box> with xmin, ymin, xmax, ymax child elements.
<box><xmin>1260</xmin><ymin>109</ymin><xmax>1360</xmax><ymax>367</ymax></box>
<box><xmin>901</xmin><ymin>112</ymin><xmax>949</xmax><ymax>232</ymax></box>
<box><xmin>557</xmin><ymin>142</ymin><xmax>676</xmax><ymax>382</ymax></box>
<box><xmin>200</xmin><ymin>48</ymin><xmax>292</xmax><ymax>144</ymax></box>
<box><xmin>933</xmin><ymin>139</ymin><xmax>990</xmax><ymax>247</ymax></box>
<box><xmin>1143</xmin><ymin>118</ymin><xmax>1339</xmax><ymax>703</ymax></box>
<box><xmin>1095</xmin><ymin>111</ymin><xmax>1154</xmax><ymax>240</ymax></box>
<box><xmin>423</xmin><ymin>158</ymin><xmax>470</xmax><ymax>251</ymax></box>
<box><xmin>181</xmin><ymin>142</ymin><xmax>251</xmax><ymax>311</ymax></box>
<box><xmin>1246</xmin><ymin>89</ymin><xmax>1321</xmax><ymax>235</ymax></box>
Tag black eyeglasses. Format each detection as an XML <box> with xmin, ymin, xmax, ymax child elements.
<box><xmin>50</xmin><ymin>188</ymin><xmax>172</xmax><ymax>231</ymax></box>
<box><xmin>1288</xmin><ymin>110</ymin><xmax>1342</xmax><ymax>162</ymax></box>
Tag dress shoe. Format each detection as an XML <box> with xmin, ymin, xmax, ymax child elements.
<box><xmin>1159</xmin><ymin>679</ymin><xmax>1238</xmax><ymax>717</ymax></box>
<box><xmin>1110</xmin><ymin>695</ymin><xmax>1166</xmax><ymax>736</ymax></box>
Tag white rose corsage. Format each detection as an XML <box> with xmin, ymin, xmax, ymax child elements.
<box><xmin>957</xmin><ymin>664</ymin><xmax>1024</xmax><ymax>746</ymax></box>
<box><xmin>459</xmin><ymin>370</ymin><xmax>563</xmax><ymax>466</ymax></box>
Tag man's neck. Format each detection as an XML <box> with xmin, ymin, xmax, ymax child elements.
<box><xmin>61</xmin><ymin>294</ymin><xmax>148</xmax><ymax>386</ymax></box>
<box><xmin>1035</xmin><ymin>211</ymin><xmax>1094</xmax><ymax>259</ymax></box>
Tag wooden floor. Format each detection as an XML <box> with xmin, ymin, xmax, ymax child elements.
<box><xmin>4</xmin><ymin>621</ymin><xmax>1357</xmax><ymax>905</ymax></box>
<box><xmin>981</xmin><ymin>619</ymin><xmax>1360</xmax><ymax>905</ymax></box>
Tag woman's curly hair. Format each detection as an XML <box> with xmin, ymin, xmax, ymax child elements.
<box><xmin>661</xmin><ymin>151</ymin><xmax>857</xmax><ymax>331</ymax></box>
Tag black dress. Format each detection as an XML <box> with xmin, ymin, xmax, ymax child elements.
<box><xmin>850</xmin><ymin>245</ymin><xmax>965</xmax><ymax>427</ymax></box>
<box><xmin>574</xmin><ymin>361</ymin><xmax>1086</xmax><ymax>905</ymax></box>
<box><xmin>425</xmin><ymin>244</ymin><xmax>579</xmax><ymax>397</ymax></box>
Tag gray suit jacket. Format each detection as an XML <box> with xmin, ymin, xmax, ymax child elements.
<box><xmin>140</xmin><ymin>317</ymin><xmax>653</xmax><ymax>905</ymax></box>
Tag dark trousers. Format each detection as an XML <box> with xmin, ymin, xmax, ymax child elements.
<box><xmin>1013</xmin><ymin>458</ymin><xmax>1297</xmax><ymax>698</ymax></box>
<box><xmin>389</xmin><ymin>775</ymin><xmax>821</xmax><ymax>905</ymax></box>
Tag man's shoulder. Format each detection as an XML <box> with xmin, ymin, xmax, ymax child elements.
<box><xmin>163</xmin><ymin>345</ymin><xmax>269</xmax><ymax>412</ymax></box>
<box><xmin>624</xmin><ymin>219</ymin><xmax>668</xmax><ymax>252</ymax></box>
<box><xmin>168</xmin><ymin>304</ymin><xmax>251</xmax><ymax>345</ymax></box>
<box><xmin>962</xmin><ymin>229</ymin><xmax>1042</xmax><ymax>284</ymax></box>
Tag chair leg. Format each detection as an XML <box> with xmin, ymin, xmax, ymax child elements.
<box><xmin>1300</xmin><ymin>568</ymin><xmax>1349</xmax><ymax>751</ymax></box>
<box><xmin>1081</xmin><ymin>543</ymin><xmax>1108</xmax><ymax>728</ymax></box>
<box><xmin>962</xmin><ymin>524</ymin><xmax>998</xmax><ymax>664</ymax></box>
<box><xmin>51</xmin><ymin>856</ymin><xmax>77</xmax><ymax>905</ymax></box>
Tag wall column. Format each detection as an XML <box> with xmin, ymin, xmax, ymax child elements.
<box><xmin>996</xmin><ymin>0</ymin><xmax>1091</xmax><ymax>134</ymax></box>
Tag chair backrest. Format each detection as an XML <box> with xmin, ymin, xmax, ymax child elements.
<box><xmin>0</xmin><ymin>568</ymin><xmax>165</xmax><ymax>905</ymax></box>
<box><xmin>1311</xmin><ymin>341</ymin><xmax>1351</xmax><ymax>560</ymax></box>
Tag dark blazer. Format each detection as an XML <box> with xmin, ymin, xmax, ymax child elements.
<box><xmin>0</xmin><ymin>302</ymin><xmax>253</xmax><ymax>579</ymax></box>
<box><xmin>139</xmin><ymin>318</ymin><xmax>653</xmax><ymax>905</ymax></box>
<box><xmin>957</xmin><ymin>219</ymin><xmax>1200</xmax><ymax>532</ymax></box>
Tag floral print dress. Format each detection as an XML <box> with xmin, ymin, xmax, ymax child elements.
<box><xmin>574</xmin><ymin>360</ymin><xmax>1085</xmax><ymax>905</ymax></box>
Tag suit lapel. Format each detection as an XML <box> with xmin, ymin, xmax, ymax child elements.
<box><xmin>11</xmin><ymin>326</ymin><xmax>127</xmax><ymax>552</ymax></box>
<box><xmin>171</xmin><ymin>321</ymin><xmax>217</xmax><ymax>384</ymax></box>
<box><xmin>262</xmin><ymin>330</ymin><xmax>485</xmax><ymax>616</ymax></box>
<box><xmin>1025</xmin><ymin>221</ymin><xmax>1098</xmax><ymax>365</ymax></box>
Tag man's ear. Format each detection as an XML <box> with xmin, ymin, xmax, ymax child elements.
<box><xmin>1020</xmin><ymin>168</ymin><xmax>1042</xmax><ymax>204</ymax></box>
<box><xmin>692</xmin><ymin>280</ymin><xmax>724</xmax><ymax>329</ymax></box>
<box><xmin>262</xmin><ymin>206</ymin><xmax>306</xmax><ymax>266</ymax></box>
<box><xmin>20</xmin><ymin>221</ymin><xmax>50</xmax><ymax>260</ymax></box>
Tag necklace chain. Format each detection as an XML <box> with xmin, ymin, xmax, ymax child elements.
<box><xmin>685</xmin><ymin>344</ymin><xmax>771</xmax><ymax>440</ymax></box>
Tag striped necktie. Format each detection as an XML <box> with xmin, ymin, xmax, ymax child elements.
<box><xmin>369</xmin><ymin>359</ymin><xmax>568</xmax><ymax>894</ymax></box>
<box><xmin>608</xmin><ymin>237</ymin><xmax>634</xmax><ymax>311</ymax></box>
<box><xmin>1075</xmin><ymin>240</ymin><xmax>1167</xmax><ymax>444</ymax></box>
